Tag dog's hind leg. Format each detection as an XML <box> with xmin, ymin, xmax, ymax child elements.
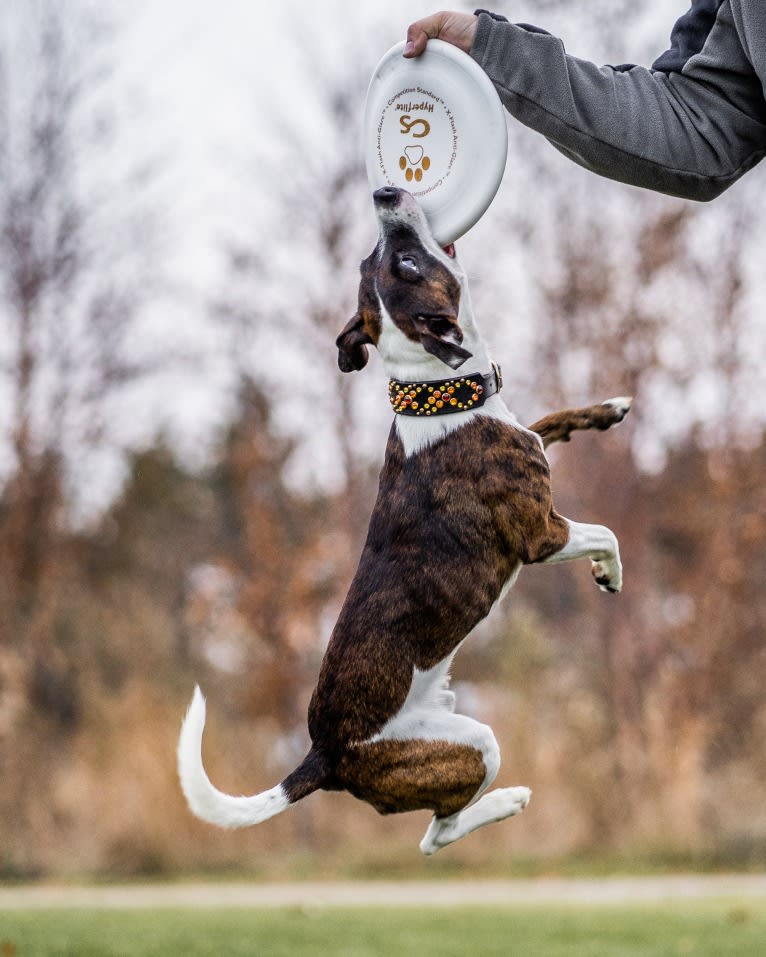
<box><xmin>338</xmin><ymin>733</ymin><xmax>490</xmax><ymax>818</ymax></box>
<box><xmin>528</xmin><ymin>397</ymin><xmax>632</xmax><ymax>449</ymax></box>
<box><xmin>419</xmin><ymin>785</ymin><xmax>532</xmax><ymax>855</ymax></box>
<box><xmin>542</xmin><ymin>519</ymin><xmax>622</xmax><ymax>593</ymax></box>
<box><xmin>337</xmin><ymin>710</ymin><xmax>530</xmax><ymax>855</ymax></box>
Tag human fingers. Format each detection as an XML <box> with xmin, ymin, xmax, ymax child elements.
<box><xmin>403</xmin><ymin>11</ymin><xmax>477</xmax><ymax>58</ymax></box>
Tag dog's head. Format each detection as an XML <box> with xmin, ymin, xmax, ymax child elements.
<box><xmin>337</xmin><ymin>187</ymin><xmax>471</xmax><ymax>374</ymax></box>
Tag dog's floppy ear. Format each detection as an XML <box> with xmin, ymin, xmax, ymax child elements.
<box><xmin>336</xmin><ymin>313</ymin><xmax>372</xmax><ymax>373</ymax></box>
<box><xmin>412</xmin><ymin>315</ymin><xmax>473</xmax><ymax>370</ymax></box>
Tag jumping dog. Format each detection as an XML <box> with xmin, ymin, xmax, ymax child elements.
<box><xmin>178</xmin><ymin>186</ymin><xmax>631</xmax><ymax>855</ymax></box>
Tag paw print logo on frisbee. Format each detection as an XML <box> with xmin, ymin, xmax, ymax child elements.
<box><xmin>400</xmin><ymin>146</ymin><xmax>431</xmax><ymax>182</ymax></box>
<box><xmin>370</xmin><ymin>82</ymin><xmax>455</xmax><ymax>203</ymax></box>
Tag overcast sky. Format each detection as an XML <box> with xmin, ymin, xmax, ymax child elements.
<box><xmin>5</xmin><ymin>1</ymin><xmax>764</xmax><ymax>511</ymax></box>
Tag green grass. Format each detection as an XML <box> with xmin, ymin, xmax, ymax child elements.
<box><xmin>1</xmin><ymin>904</ymin><xmax>765</xmax><ymax>957</ymax></box>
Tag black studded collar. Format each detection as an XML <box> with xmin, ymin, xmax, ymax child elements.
<box><xmin>388</xmin><ymin>362</ymin><xmax>502</xmax><ymax>417</ymax></box>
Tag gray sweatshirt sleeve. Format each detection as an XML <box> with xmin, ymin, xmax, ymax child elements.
<box><xmin>470</xmin><ymin>7</ymin><xmax>766</xmax><ymax>200</ymax></box>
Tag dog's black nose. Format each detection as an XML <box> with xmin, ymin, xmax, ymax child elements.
<box><xmin>373</xmin><ymin>186</ymin><xmax>402</xmax><ymax>206</ymax></box>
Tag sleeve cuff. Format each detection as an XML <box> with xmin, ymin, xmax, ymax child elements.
<box><xmin>470</xmin><ymin>9</ymin><xmax>502</xmax><ymax>64</ymax></box>
<box><xmin>473</xmin><ymin>8</ymin><xmax>509</xmax><ymax>22</ymax></box>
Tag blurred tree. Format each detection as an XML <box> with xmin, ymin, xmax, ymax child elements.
<box><xmin>208</xmin><ymin>376</ymin><xmax>338</xmax><ymax>728</ymax></box>
<box><xmin>445</xmin><ymin>0</ymin><xmax>766</xmax><ymax>854</ymax></box>
<box><xmin>86</xmin><ymin>440</ymin><xmax>219</xmax><ymax>682</ymax></box>
<box><xmin>646</xmin><ymin>436</ymin><xmax>766</xmax><ymax>852</ymax></box>
<box><xmin>213</xmin><ymin>13</ymin><xmax>386</xmax><ymax>558</ymax></box>
<box><xmin>206</xmin><ymin>0</ymin><xmax>766</xmax><ymax>860</ymax></box>
<box><xmin>3</xmin><ymin>0</ymin><xmax>763</xmax><ymax>876</ymax></box>
<box><xmin>487</xmin><ymin>149</ymin><xmax>763</xmax><ymax>851</ymax></box>
<box><xmin>0</xmin><ymin>2</ymin><xmax>161</xmax><ymax>716</ymax></box>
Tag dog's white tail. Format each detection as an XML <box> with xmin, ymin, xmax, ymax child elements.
<box><xmin>177</xmin><ymin>686</ymin><xmax>291</xmax><ymax>829</ymax></box>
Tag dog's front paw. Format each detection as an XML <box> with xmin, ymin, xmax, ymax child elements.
<box><xmin>592</xmin><ymin>559</ymin><xmax>622</xmax><ymax>594</ymax></box>
<box><xmin>599</xmin><ymin>396</ymin><xmax>633</xmax><ymax>428</ymax></box>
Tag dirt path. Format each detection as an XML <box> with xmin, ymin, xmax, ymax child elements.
<box><xmin>1</xmin><ymin>875</ymin><xmax>765</xmax><ymax>910</ymax></box>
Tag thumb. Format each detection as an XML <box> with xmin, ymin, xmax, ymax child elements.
<box><xmin>403</xmin><ymin>15</ymin><xmax>446</xmax><ymax>57</ymax></box>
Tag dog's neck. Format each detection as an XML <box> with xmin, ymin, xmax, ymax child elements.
<box><xmin>377</xmin><ymin>281</ymin><xmax>494</xmax><ymax>385</ymax></box>
<box><xmin>377</xmin><ymin>283</ymin><xmax>521</xmax><ymax>457</ymax></box>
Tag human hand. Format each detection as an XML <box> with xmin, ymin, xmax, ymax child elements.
<box><xmin>403</xmin><ymin>11</ymin><xmax>478</xmax><ymax>58</ymax></box>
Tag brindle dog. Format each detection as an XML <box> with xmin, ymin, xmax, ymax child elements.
<box><xmin>178</xmin><ymin>187</ymin><xmax>630</xmax><ymax>855</ymax></box>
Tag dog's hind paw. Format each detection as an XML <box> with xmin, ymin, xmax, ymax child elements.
<box><xmin>419</xmin><ymin>786</ymin><xmax>532</xmax><ymax>856</ymax></box>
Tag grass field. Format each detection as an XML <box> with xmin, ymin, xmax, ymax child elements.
<box><xmin>1</xmin><ymin>903</ymin><xmax>764</xmax><ymax>957</ymax></box>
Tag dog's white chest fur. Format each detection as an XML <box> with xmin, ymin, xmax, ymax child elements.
<box><xmin>394</xmin><ymin>395</ymin><xmax>537</xmax><ymax>457</ymax></box>
<box><xmin>376</xmin><ymin>290</ymin><xmax>534</xmax><ymax>457</ymax></box>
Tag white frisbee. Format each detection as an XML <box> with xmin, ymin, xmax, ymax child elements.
<box><xmin>364</xmin><ymin>39</ymin><xmax>508</xmax><ymax>245</ymax></box>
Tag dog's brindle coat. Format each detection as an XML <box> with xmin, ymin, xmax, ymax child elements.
<box><xmin>178</xmin><ymin>187</ymin><xmax>630</xmax><ymax>854</ymax></box>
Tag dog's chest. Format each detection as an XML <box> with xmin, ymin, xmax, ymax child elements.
<box><xmin>374</xmin><ymin>417</ymin><xmax>556</xmax><ymax>561</ymax></box>
<box><xmin>347</xmin><ymin>416</ymin><xmax>563</xmax><ymax>655</ymax></box>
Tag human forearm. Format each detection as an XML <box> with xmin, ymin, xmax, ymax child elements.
<box><xmin>471</xmin><ymin>10</ymin><xmax>766</xmax><ymax>200</ymax></box>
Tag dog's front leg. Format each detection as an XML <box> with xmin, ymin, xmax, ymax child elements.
<box><xmin>529</xmin><ymin>397</ymin><xmax>632</xmax><ymax>449</ymax></box>
<box><xmin>542</xmin><ymin>519</ymin><xmax>622</xmax><ymax>593</ymax></box>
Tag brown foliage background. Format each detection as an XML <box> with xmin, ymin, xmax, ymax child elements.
<box><xmin>0</xmin><ymin>0</ymin><xmax>764</xmax><ymax>878</ymax></box>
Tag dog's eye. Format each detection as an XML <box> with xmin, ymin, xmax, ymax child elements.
<box><xmin>396</xmin><ymin>255</ymin><xmax>420</xmax><ymax>280</ymax></box>
<box><xmin>422</xmin><ymin>316</ymin><xmax>458</xmax><ymax>339</ymax></box>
